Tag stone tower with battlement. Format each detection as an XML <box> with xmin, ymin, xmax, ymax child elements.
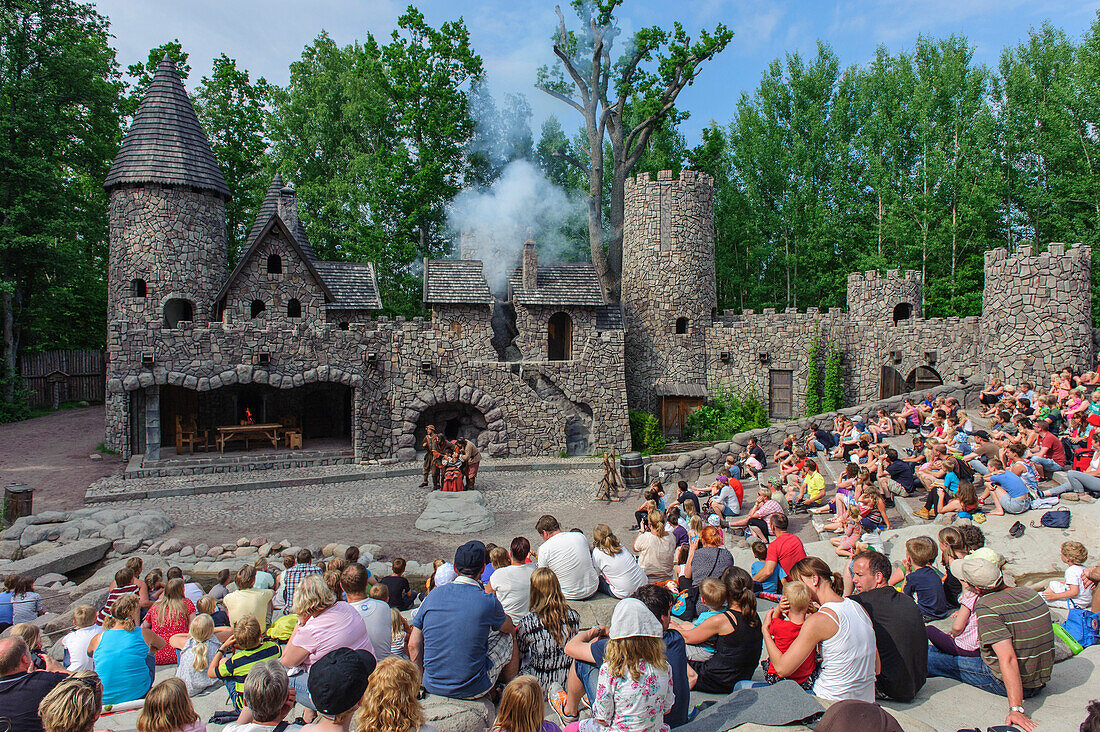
<box><xmin>846</xmin><ymin>269</ymin><xmax>923</xmax><ymax>326</ymax></box>
<box><xmin>621</xmin><ymin>170</ymin><xmax>716</xmax><ymax>415</ymax></box>
<box><xmin>980</xmin><ymin>243</ymin><xmax>1093</xmax><ymax>386</ymax></box>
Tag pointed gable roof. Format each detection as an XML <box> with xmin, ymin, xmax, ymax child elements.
<box><xmin>213</xmin><ymin>213</ymin><xmax>334</xmax><ymax>305</ymax></box>
<box><xmin>105</xmin><ymin>56</ymin><xmax>229</xmax><ymax>197</ymax></box>
<box><xmin>245</xmin><ymin>175</ymin><xmax>317</xmax><ymax>261</ymax></box>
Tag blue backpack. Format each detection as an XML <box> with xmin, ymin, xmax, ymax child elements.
<box><xmin>1063</xmin><ymin>608</ymin><xmax>1099</xmax><ymax>648</ymax></box>
<box><xmin>1039</xmin><ymin>510</ymin><xmax>1071</xmax><ymax>528</ymax></box>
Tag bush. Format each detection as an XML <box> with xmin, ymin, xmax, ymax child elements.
<box><xmin>805</xmin><ymin>334</ymin><xmax>821</xmax><ymax>416</ymax></box>
<box><xmin>0</xmin><ymin>373</ymin><xmax>31</xmax><ymax>424</ymax></box>
<box><xmin>685</xmin><ymin>389</ymin><xmax>769</xmax><ymax>441</ymax></box>
<box><xmin>629</xmin><ymin>409</ymin><xmax>666</xmax><ymax>454</ymax></box>
<box><xmin>822</xmin><ymin>348</ymin><xmax>844</xmax><ymax>412</ymax></box>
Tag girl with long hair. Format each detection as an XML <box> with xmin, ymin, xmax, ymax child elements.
<box><xmin>590</xmin><ymin>524</ymin><xmax>647</xmax><ymax>599</ymax></box>
<box><xmin>169</xmin><ymin>614</ymin><xmax>221</xmax><ymax>696</ymax></box>
<box><xmin>136</xmin><ymin>678</ymin><xmax>204</xmax><ymax>732</ymax></box>
<box><xmin>517</xmin><ymin>567</ymin><xmax>580</xmax><ymax>692</ymax></box>
<box><xmin>563</xmin><ymin>598</ymin><xmax>672</xmax><ymax>732</ymax></box>
<box><xmin>88</xmin><ymin>594</ymin><xmax>166</xmax><ymax>705</ymax></box>
<box><xmin>671</xmin><ymin>566</ymin><xmax>761</xmax><ymax>693</ymax></box>
<box><xmin>353</xmin><ymin>657</ymin><xmax>432</xmax><ymax>732</ymax></box>
<box><xmin>491</xmin><ymin>676</ymin><xmax>558</xmax><ymax>732</ymax></box>
<box><xmin>144</xmin><ymin>578</ymin><xmax>195</xmax><ymax>665</ymax></box>
<box><xmin>762</xmin><ymin>557</ymin><xmax>878</xmax><ymax>702</ymax></box>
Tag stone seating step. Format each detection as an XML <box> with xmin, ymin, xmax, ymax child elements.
<box><xmin>124</xmin><ymin>449</ymin><xmax>355</xmax><ymax>479</ymax></box>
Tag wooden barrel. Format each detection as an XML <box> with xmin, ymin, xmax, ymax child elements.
<box><xmin>619</xmin><ymin>452</ymin><xmax>646</xmax><ymax>491</ymax></box>
<box><xmin>4</xmin><ymin>483</ymin><xmax>33</xmax><ymax>522</ymax></box>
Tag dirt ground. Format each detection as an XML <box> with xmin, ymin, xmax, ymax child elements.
<box><xmin>0</xmin><ymin>405</ymin><xmax>124</xmax><ymax>511</ymax></box>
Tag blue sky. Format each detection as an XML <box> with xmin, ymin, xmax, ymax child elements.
<box><xmin>93</xmin><ymin>0</ymin><xmax>1100</xmax><ymax>145</ymax></box>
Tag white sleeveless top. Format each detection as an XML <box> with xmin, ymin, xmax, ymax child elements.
<box><xmin>812</xmin><ymin>598</ymin><xmax>877</xmax><ymax>702</ymax></box>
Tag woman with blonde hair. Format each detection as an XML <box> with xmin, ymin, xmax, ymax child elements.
<box><xmin>136</xmin><ymin>678</ymin><xmax>204</xmax><ymax>732</ymax></box>
<box><xmin>144</xmin><ymin>578</ymin><xmax>194</xmax><ymax>665</ymax></box>
<box><xmin>354</xmin><ymin>656</ymin><xmax>437</xmax><ymax>732</ymax></box>
<box><xmin>633</xmin><ymin>508</ymin><xmax>676</xmax><ymax>582</ymax></box>
<box><xmin>88</xmin><ymin>594</ymin><xmax>166</xmax><ymax>705</ymax></box>
<box><xmin>516</xmin><ymin>567</ymin><xmax>580</xmax><ymax>691</ymax></box>
<box><xmin>37</xmin><ymin>671</ymin><xmax>102</xmax><ymax>732</ymax></box>
<box><xmin>169</xmin><ymin>614</ymin><xmax>221</xmax><ymax>695</ymax></box>
<box><xmin>491</xmin><ymin>676</ymin><xmax>556</xmax><ymax>732</ymax></box>
<box><xmin>590</xmin><ymin>524</ymin><xmax>647</xmax><ymax>599</ymax></box>
<box><xmin>279</xmin><ymin>573</ymin><xmax>375</xmax><ymax>713</ymax></box>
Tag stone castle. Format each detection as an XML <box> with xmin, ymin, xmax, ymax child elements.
<box><xmin>103</xmin><ymin>58</ymin><xmax>1095</xmax><ymax>463</ymax></box>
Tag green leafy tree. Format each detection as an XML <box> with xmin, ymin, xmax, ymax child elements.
<box><xmin>0</xmin><ymin>0</ymin><xmax>124</xmax><ymax>405</ymax></box>
<box><xmin>536</xmin><ymin>0</ymin><xmax>732</xmax><ymax>298</ymax></box>
<box><xmin>124</xmin><ymin>40</ymin><xmax>188</xmax><ymax>117</ymax></box>
<box><xmin>193</xmin><ymin>54</ymin><xmax>273</xmax><ymax>262</ymax></box>
<box><xmin>805</xmin><ymin>334</ymin><xmax>821</xmax><ymax>416</ymax></box>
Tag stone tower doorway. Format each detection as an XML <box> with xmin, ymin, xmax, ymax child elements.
<box><xmin>906</xmin><ymin>366</ymin><xmax>943</xmax><ymax>393</ymax></box>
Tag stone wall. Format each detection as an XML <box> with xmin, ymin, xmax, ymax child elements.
<box><xmin>621</xmin><ymin>170</ymin><xmax>716</xmax><ymax>413</ymax></box>
<box><xmin>221</xmin><ymin>227</ymin><xmax>326</xmax><ymax>326</ymax></box>
<box><xmin>647</xmin><ymin>381</ymin><xmax>983</xmax><ymax>485</ymax></box>
<box><xmin>512</xmin><ymin>304</ymin><xmax>596</xmax><ymax>362</ymax></box>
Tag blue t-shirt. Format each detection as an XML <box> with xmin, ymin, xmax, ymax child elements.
<box><xmin>903</xmin><ymin>566</ymin><xmax>948</xmax><ymax>619</ymax></box>
<box><xmin>990</xmin><ymin>471</ymin><xmax>1028</xmax><ymax>499</ymax></box>
<box><xmin>412</xmin><ymin>580</ymin><xmax>507</xmax><ymax>698</ymax></box>
<box><xmin>943</xmin><ymin>471</ymin><xmax>959</xmax><ymax>495</ymax></box>
<box><xmin>751</xmin><ymin>560</ymin><xmax>785</xmax><ymax>594</ymax></box>
<box><xmin>590</xmin><ymin>628</ymin><xmax>688</xmax><ymax>728</ymax></box>
<box><xmin>0</xmin><ymin>591</ymin><xmax>13</xmax><ymax>625</ymax></box>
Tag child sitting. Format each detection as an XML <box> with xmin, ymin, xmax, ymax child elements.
<box><xmin>61</xmin><ymin>604</ymin><xmax>100</xmax><ymax>672</ymax></box>
<box><xmin>750</xmin><ymin>542</ymin><xmax>784</xmax><ymax>599</ymax></box>
<box><xmin>390</xmin><ymin>606</ymin><xmax>410</xmax><ymax>658</ymax></box>
<box><xmin>9</xmin><ymin>622</ymin><xmax>48</xmax><ymax>669</ymax></box>
<box><xmin>760</xmin><ymin>580</ymin><xmax>818</xmax><ymax>690</ymax></box>
<box><xmin>902</xmin><ymin>537</ymin><xmax>949</xmax><ymax>620</ymax></box>
<box><xmin>490</xmin><ymin>675</ymin><xmax>561</xmax><ymax>732</ymax></box>
<box><xmin>196</xmin><ymin>594</ymin><xmax>229</xmax><ymax>628</ymax></box>
<box><xmin>136</xmin><ymin>678</ymin><xmax>205</xmax><ymax>732</ymax></box>
<box><xmin>827</xmin><ymin>505</ymin><xmax>865</xmax><ymax>558</ymax></box>
<box><xmin>682</xmin><ymin>578</ymin><xmax>728</xmax><ymax>663</ymax></box>
<box><xmin>1041</xmin><ymin>541</ymin><xmax>1094</xmax><ymax>610</ymax></box>
<box><xmin>563</xmin><ymin>598</ymin><xmax>673</xmax><ymax>732</ymax></box>
<box><xmin>381</xmin><ymin>558</ymin><xmax>416</xmax><ymax>610</ymax></box>
<box><xmin>172</xmin><ymin>613</ymin><xmax>222</xmax><ymax>696</ymax></box>
<box><xmin>937</xmin><ymin>480</ymin><xmax>980</xmax><ymax>522</ymax></box>
<box><xmin>208</xmin><ymin>615</ymin><xmax>281</xmax><ymax>710</ymax></box>
<box><xmin>925</xmin><ymin>575</ymin><xmax>980</xmax><ymax>657</ymax></box>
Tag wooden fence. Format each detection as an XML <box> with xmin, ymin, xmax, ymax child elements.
<box><xmin>20</xmin><ymin>350</ymin><xmax>105</xmax><ymax>407</ymax></box>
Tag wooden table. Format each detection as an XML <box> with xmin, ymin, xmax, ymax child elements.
<box><xmin>217</xmin><ymin>423</ymin><xmax>283</xmax><ymax>452</ymax></box>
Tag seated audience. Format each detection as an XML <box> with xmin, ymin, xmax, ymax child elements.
<box><xmin>8</xmin><ymin>575</ymin><xmax>42</xmax><ymax>625</ymax></box>
<box><xmin>61</xmin><ymin>604</ymin><xmax>100</xmax><ymax>672</ymax></box>
<box><xmin>380</xmin><ymin>558</ymin><xmax>416</xmax><ymax>611</ymax></box>
<box><xmin>589</xmin><ymin>525</ymin><xmax>647</xmax><ymax>600</ymax></box>
<box><xmin>354</xmin><ymin>657</ymin><xmax>438</xmax><ymax>732</ymax></box>
<box><xmin>36</xmin><ymin>671</ymin><xmax>103</xmax><ymax>732</ymax></box>
<box><xmin>0</xmin><ymin>636</ymin><xmax>68</xmax><ymax>732</ymax></box>
<box><xmin>136</xmin><ymin>678</ymin><xmax>205</xmax><ymax>732</ymax></box>
<box><xmin>759</xmin><ymin>580</ymin><xmax>817</xmax><ymax>690</ymax></box>
<box><xmin>487</xmin><ymin>537</ymin><xmax>537</xmax><ymax>621</ymax></box>
<box><xmin>1040</xmin><ymin>541</ymin><xmax>1094</xmax><ymax>610</ymax></box>
<box><xmin>682</xmin><ymin>526</ymin><xmax>735</xmax><ymax>615</ymax></box>
<box><xmin>410</xmin><ymin>540</ymin><xmax>518</xmax><ymax>700</ymax></box>
<box><xmin>749</xmin><ymin>541</ymin><xmax>783</xmax><ymax>595</ymax></box>
<box><xmin>492</xmin><ymin>676</ymin><xmax>556</xmax><ymax>732</ymax></box>
<box><xmin>211</xmin><ymin>616</ymin><xmax>282</xmax><ymax>711</ymax></box>
<box><xmin>282</xmin><ymin>549</ymin><xmax>323</xmax><ymax>611</ymax></box>
<box><xmin>144</xmin><ymin>578</ymin><xmax>196</xmax><ymax>665</ymax></box>
<box><xmin>535</xmin><ymin>515</ymin><xmax>598</xmax><ymax>601</ymax></box>
<box><xmin>517</xmin><ymin>567</ymin><xmax>580</xmax><ymax>693</ymax></box>
<box><xmin>97</xmin><ymin>568</ymin><xmax>139</xmax><ymax>625</ymax></box>
<box><xmin>751</xmin><ymin>514</ymin><xmax>806</xmax><ymax>585</ymax></box>
<box><xmin>342</xmin><ymin>563</ymin><xmax>392</xmax><ymax>660</ymax></box>
<box><xmin>225</xmin><ymin>566</ymin><xmax>274</xmax><ymax>632</ymax></box>
<box><xmin>171</xmin><ymin>613</ymin><xmax>222</xmax><ymax>696</ymax></box>
<box><xmin>301</xmin><ymin>648</ymin><xmax>376</xmax><ymax>732</ymax></box>
<box><xmin>89</xmin><ymin>593</ymin><xmax>165</xmax><ymax>705</ymax></box>
<box><xmin>902</xmin><ymin>537</ymin><xmax>949</xmax><ymax>620</ymax></box>
<box><xmin>222</xmin><ymin>661</ymin><xmax>300</xmax><ymax>732</ymax></box>
<box><xmin>633</xmin><ymin>509</ymin><xmax>676</xmax><ymax>583</ymax></box>
<box><xmin>209</xmin><ymin>569</ymin><xmax>231</xmax><ymax>603</ymax></box>
<box><xmin>679</xmin><ymin>578</ymin><xmax>727</xmax><ymax>662</ymax></box>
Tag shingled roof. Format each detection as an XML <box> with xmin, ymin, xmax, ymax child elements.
<box><xmin>104</xmin><ymin>56</ymin><xmax>229</xmax><ymax>197</ymax></box>
<box><xmin>245</xmin><ymin>175</ymin><xmax>317</xmax><ymax>261</ymax></box>
<box><xmin>508</xmin><ymin>263</ymin><xmax>606</xmax><ymax>306</ymax></box>
<box><xmin>596</xmin><ymin>305</ymin><xmax>624</xmax><ymax>330</ymax></box>
<box><xmin>213</xmin><ymin>215</ymin><xmax>334</xmax><ymax>306</ymax></box>
<box><xmin>422</xmin><ymin>260</ymin><xmax>493</xmax><ymax>304</ymax></box>
<box><xmin>315</xmin><ymin>261</ymin><xmax>382</xmax><ymax>310</ymax></box>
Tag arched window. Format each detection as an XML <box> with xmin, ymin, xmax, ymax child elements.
<box><xmin>250</xmin><ymin>300</ymin><xmax>266</xmax><ymax>319</ymax></box>
<box><xmin>548</xmin><ymin>311</ymin><xmax>573</xmax><ymax>361</ymax></box>
<box><xmin>675</xmin><ymin>316</ymin><xmax>688</xmax><ymax>334</ymax></box>
<box><xmin>892</xmin><ymin>302</ymin><xmax>912</xmax><ymax>325</ymax></box>
<box><xmin>338</xmin><ymin>321</ymin><xmax>350</xmax><ymax>331</ymax></box>
<box><xmin>163</xmin><ymin>298</ymin><xmax>194</xmax><ymax>328</ymax></box>
<box><xmin>287</xmin><ymin>299</ymin><xmax>302</xmax><ymax>318</ymax></box>
<box><xmin>131</xmin><ymin>279</ymin><xmax>147</xmax><ymax>298</ymax></box>
<box><xmin>267</xmin><ymin>254</ymin><xmax>282</xmax><ymax>274</ymax></box>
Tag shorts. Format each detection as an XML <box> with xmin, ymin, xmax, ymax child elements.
<box><xmin>688</xmin><ymin>658</ymin><xmax>736</xmax><ymax>694</ymax></box>
<box><xmin>473</xmin><ymin>631</ymin><xmax>515</xmax><ymax>698</ymax></box>
<box><xmin>998</xmin><ymin>494</ymin><xmax>1029</xmax><ymax>514</ymax></box>
<box><xmin>886</xmin><ymin>478</ymin><xmax>912</xmax><ymax>497</ymax></box>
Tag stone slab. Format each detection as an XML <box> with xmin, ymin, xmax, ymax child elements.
<box><xmin>415</xmin><ymin>491</ymin><xmax>495</xmax><ymax>534</ymax></box>
<box><xmin>0</xmin><ymin>539</ymin><xmax>111</xmax><ymax>580</ymax></box>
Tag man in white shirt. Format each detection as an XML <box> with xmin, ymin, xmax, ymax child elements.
<box><xmin>487</xmin><ymin>537</ymin><xmax>536</xmax><ymax>623</ymax></box>
<box><xmin>535</xmin><ymin>515</ymin><xmax>598</xmax><ymax>600</ymax></box>
<box><xmin>342</xmin><ymin>563</ymin><xmax>390</xmax><ymax>659</ymax></box>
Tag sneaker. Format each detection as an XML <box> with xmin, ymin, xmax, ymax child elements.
<box><xmin>1062</xmin><ymin>492</ymin><xmax>1080</xmax><ymax>502</ymax></box>
<box><xmin>1009</xmin><ymin>521</ymin><xmax>1025</xmax><ymax>538</ymax></box>
<box><xmin>549</xmin><ymin>688</ymin><xmax>578</xmax><ymax>725</ymax></box>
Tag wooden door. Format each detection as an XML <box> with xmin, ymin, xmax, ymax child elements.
<box><xmin>661</xmin><ymin>397</ymin><xmax>703</xmax><ymax>439</ymax></box>
<box><xmin>769</xmin><ymin>370</ymin><xmax>793</xmax><ymax>420</ymax></box>
<box><xmin>880</xmin><ymin>366</ymin><xmax>906</xmax><ymax>399</ymax></box>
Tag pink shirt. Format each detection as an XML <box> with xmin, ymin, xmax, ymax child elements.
<box><xmin>955</xmin><ymin>592</ymin><xmax>979</xmax><ymax>652</ymax></box>
<box><xmin>175</xmin><ymin>720</ymin><xmax>206</xmax><ymax>732</ymax></box>
<box><xmin>290</xmin><ymin>601</ymin><xmax>376</xmax><ymax>667</ymax></box>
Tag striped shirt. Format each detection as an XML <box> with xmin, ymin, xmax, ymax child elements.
<box><xmin>215</xmin><ymin>641</ymin><xmax>282</xmax><ymax>709</ymax></box>
<box><xmin>281</xmin><ymin>564</ymin><xmax>323</xmax><ymax>611</ymax></box>
<box><xmin>97</xmin><ymin>585</ymin><xmax>139</xmax><ymax>625</ymax></box>
<box><xmin>975</xmin><ymin>586</ymin><xmax>1054</xmax><ymax>689</ymax></box>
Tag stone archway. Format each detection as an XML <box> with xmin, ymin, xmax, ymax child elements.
<box><xmin>906</xmin><ymin>365</ymin><xmax>943</xmax><ymax>393</ymax></box>
<box><xmin>397</xmin><ymin>384</ymin><xmax>507</xmax><ymax>460</ymax></box>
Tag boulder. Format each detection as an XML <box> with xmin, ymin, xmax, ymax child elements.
<box><xmin>0</xmin><ymin>539</ymin><xmax>111</xmax><ymax>580</ymax></box>
<box><xmin>0</xmin><ymin>541</ymin><xmax>20</xmax><ymax>560</ymax></box>
<box><xmin>237</xmin><ymin>538</ymin><xmax>251</xmax><ymax>548</ymax></box>
<box><xmin>179</xmin><ymin>545</ymin><xmax>195</xmax><ymax>558</ymax></box>
<box><xmin>159</xmin><ymin>538</ymin><xmax>183</xmax><ymax>555</ymax></box>
<box><xmin>113</xmin><ymin>539</ymin><xmax>141</xmax><ymax>554</ymax></box>
<box><xmin>249</xmin><ymin>537</ymin><xmax>266</xmax><ymax>548</ymax></box>
<box><xmin>421</xmin><ymin>694</ymin><xmax>495</xmax><ymax>732</ymax></box>
<box><xmin>415</xmin><ymin>491</ymin><xmax>495</xmax><ymax>535</ymax></box>
<box><xmin>36</xmin><ymin>572</ymin><xmax>67</xmax><ymax>586</ymax></box>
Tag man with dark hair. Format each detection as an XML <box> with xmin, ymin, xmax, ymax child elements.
<box><xmin>877</xmin><ymin>448</ymin><xmax>917</xmax><ymax>497</ymax></box>
<box><xmin>845</xmin><ymin>550</ymin><xmax>927</xmax><ymax>702</ymax></box>
<box><xmin>281</xmin><ymin>549</ymin><xmax>322</xmax><ymax>611</ymax></box>
<box><xmin>0</xmin><ymin>636</ymin><xmax>68</xmax><ymax>732</ymax></box>
<box><xmin>486</xmin><ymin>537</ymin><xmax>535</xmax><ymax>623</ymax></box>
<box><xmin>535</xmin><ymin>515</ymin><xmax>597</xmax><ymax>600</ymax></box>
<box><xmin>410</xmin><ymin>541</ymin><xmax>517</xmax><ymax>699</ymax></box>
<box><xmin>751</xmin><ymin>513</ymin><xmax>805</xmax><ymax>584</ymax></box>
<box><xmin>672</xmin><ymin>480</ymin><xmax>701</xmax><ymax>516</ymax></box>
<box><xmin>556</xmin><ymin>585</ymin><xmax>688</xmax><ymax>727</ymax></box>
<box><xmin>1028</xmin><ymin>419</ymin><xmax>1066</xmax><ymax>477</ymax></box>
<box><xmin>343</xmin><ymin>563</ymin><xmax>391</xmax><ymax>660</ymax></box>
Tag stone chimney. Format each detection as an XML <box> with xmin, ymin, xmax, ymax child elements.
<box><xmin>277</xmin><ymin>185</ymin><xmax>300</xmax><ymax>236</ymax></box>
<box><xmin>522</xmin><ymin>239</ymin><xmax>538</xmax><ymax>292</ymax></box>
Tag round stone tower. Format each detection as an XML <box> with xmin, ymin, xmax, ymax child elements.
<box><xmin>621</xmin><ymin>169</ymin><xmax>716</xmax><ymax>414</ymax></box>
<box><xmin>104</xmin><ymin>56</ymin><xmax>229</xmax><ymax>328</ymax></box>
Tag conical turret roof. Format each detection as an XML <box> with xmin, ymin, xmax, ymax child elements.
<box><xmin>105</xmin><ymin>56</ymin><xmax>229</xmax><ymax>197</ymax></box>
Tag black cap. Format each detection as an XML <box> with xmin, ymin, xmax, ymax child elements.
<box><xmin>307</xmin><ymin>648</ymin><xmax>376</xmax><ymax>716</ymax></box>
<box><xmin>971</xmin><ymin>430</ymin><xmax>990</xmax><ymax>440</ymax></box>
<box><xmin>454</xmin><ymin>540</ymin><xmax>487</xmax><ymax>574</ymax></box>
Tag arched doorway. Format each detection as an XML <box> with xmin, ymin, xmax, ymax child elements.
<box><xmin>906</xmin><ymin>366</ymin><xmax>943</xmax><ymax>393</ymax></box>
<box><xmin>892</xmin><ymin>303</ymin><xmax>912</xmax><ymax>325</ymax></box>
<box><xmin>880</xmin><ymin>365</ymin><xmax>906</xmax><ymax>399</ymax></box>
<box><xmin>415</xmin><ymin>401</ymin><xmax>489</xmax><ymax>447</ymax></box>
<box><xmin>163</xmin><ymin>298</ymin><xmax>194</xmax><ymax>328</ymax></box>
<box><xmin>548</xmin><ymin>311</ymin><xmax>573</xmax><ymax>361</ymax></box>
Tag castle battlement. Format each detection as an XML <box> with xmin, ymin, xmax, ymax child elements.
<box><xmin>625</xmin><ymin>169</ymin><xmax>715</xmax><ymax>191</ymax></box>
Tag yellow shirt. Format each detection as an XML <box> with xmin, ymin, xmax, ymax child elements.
<box><xmin>803</xmin><ymin>471</ymin><xmax>825</xmax><ymax>500</ymax></box>
<box><xmin>224</xmin><ymin>588</ymin><xmax>274</xmax><ymax>631</ymax></box>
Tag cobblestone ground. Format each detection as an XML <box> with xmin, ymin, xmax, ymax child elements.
<box><xmin>110</xmin><ymin>467</ymin><xmax>641</xmax><ymax>563</ymax></box>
